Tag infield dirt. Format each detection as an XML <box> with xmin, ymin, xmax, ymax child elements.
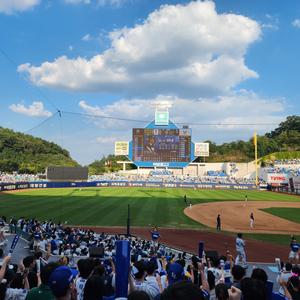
<box><xmin>184</xmin><ymin>201</ymin><xmax>300</xmax><ymax>234</ymax></box>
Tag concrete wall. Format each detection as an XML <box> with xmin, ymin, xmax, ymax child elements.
<box><xmin>121</xmin><ymin>160</ymin><xmax>260</xmax><ymax>178</ymax></box>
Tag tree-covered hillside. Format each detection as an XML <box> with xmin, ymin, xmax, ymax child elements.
<box><xmin>0</xmin><ymin>127</ymin><xmax>80</xmax><ymax>173</ymax></box>
<box><xmin>202</xmin><ymin>115</ymin><xmax>300</xmax><ymax>163</ymax></box>
<box><xmin>1</xmin><ymin>115</ymin><xmax>300</xmax><ymax>174</ymax></box>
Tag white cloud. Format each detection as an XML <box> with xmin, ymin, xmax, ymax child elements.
<box><xmin>262</xmin><ymin>23</ymin><xmax>278</xmax><ymax>30</ymax></box>
<box><xmin>64</xmin><ymin>0</ymin><xmax>90</xmax><ymax>4</ymax></box>
<box><xmin>262</xmin><ymin>14</ymin><xmax>279</xmax><ymax>30</ymax></box>
<box><xmin>293</xmin><ymin>19</ymin><xmax>300</xmax><ymax>28</ymax></box>
<box><xmin>8</xmin><ymin>102</ymin><xmax>53</xmax><ymax>117</ymax></box>
<box><xmin>69</xmin><ymin>46</ymin><xmax>73</xmax><ymax>51</ymax></box>
<box><xmin>18</xmin><ymin>1</ymin><xmax>261</xmax><ymax>99</ymax></box>
<box><xmin>94</xmin><ymin>136</ymin><xmax>118</xmax><ymax>143</ymax></box>
<box><xmin>82</xmin><ymin>34</ymin><xmax>91</xmax><ymax>41</ymax></box>
<box><xmin>78</xmin><ymin>91</ymin><xmax>285</xmax><ymax>141</ymax></box>
<box><xmin>0</xmin><ymin>0</ymin><xmax>41</xmax><ymax>14</ymax></box>
<box><xmin>97</xmin><ymin>0</ymin><xmax>125</xmax><ymax>7</ymax></box>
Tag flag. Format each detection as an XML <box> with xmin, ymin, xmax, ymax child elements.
<box><xmin>105</xmin><ymin>162</ymin><xmax>107</xmax><ymax>166</ymax></box>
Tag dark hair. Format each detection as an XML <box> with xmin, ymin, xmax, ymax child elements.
<box><xmin>219</xmin><ymin>255</ymin><xmax>227</xmax><ymax>262</ymax></box>
<box><xmin>288</xmin><ymin>276</ymin><xmax>300</xmax><ymax>290</ymax></box>
<box><xmin>207</xmin><ymin>270</ymin><xmax>215</xmax><ymax>290</ymax></box>
<box><xmin>10</xmin><ymin>273</ymin><xmax>23</xmax><ymax>289</ymax></box>
<box><xmin>292</xmin><ymin>266</ymin><xmax>300</xmax><ymax>276</ymax></box>
<box><xmin>215</xmin><ymin>283</ymin><xmax>229</xmax><ymax>300</ymax></box>
<box><xmin>232</xmin><ymin>265</ymin><xmax>245</xmax><ymax>281</ymax></box>
<box><xmin>34</xmin><ymin>251</ymin><xmax>43</xmax><ymax>259</ymax></box>
<box><xmin>23</xmin><ymin>256</ymin><xmax>36</xmax><ymax>268</ymax></box>
<box><xmin>128</xmin><ymin>291</ymin><xmax>151</xmax><ymax>300</ymax></box>
<box><xmin>212</xmin><ymin>257</ymin><xmax>220</xmax><ymax>268</ymax></box>
<box><xmin>41</xmin><ymin>262</ymin><xmax>59</xmax><ymax>285</ymax></box>
<box><xmin>83</xmin><ymin>275</ymin><xmax>105</xmax><ymax>300</ymax></box>
<box><xmin>161</xmin><ymin>280</ymin><xmax>205</xmax><ymax>300</ymax></box>
<box><xmin>134</xmin><ymin>260</ymin><xmax>147</xmax><ymax>280</ymax></box>
<box><xmin>147</xmin><ymin>261</ymin><xmax>155</xmax><ymax>275</ymax></box>
<box><xmin>0</xmin><ymin>269</ymin><xmax>14</xmax><ymax>300</ymax></box>
<box><xmin>251</xmin><ymin>268</ymin><xmax>268</xmax><ymax>285</ymax></box>
<box><xmin>285</xmin><ymin>263</ymin><xmax>293</xmax><ymax>271</ymax></box>
<box><xmin>96</xmin><ymin>265</ymin><xmax>106</xmax><ymax>277</ymax></box>
<box><xmin>78</xmin><ymin>258</ymin><xmax>95</xmax><ymax>279</ymax></box>
<box><xmin>175</xmin><ymin>259</ymin><xmax>185</xmax><ymax>269</ymax></box>
<box><xmin>241</xmin><ymin>278</ymin><xmax>268</xmax><ymax>300</ymax></box>
<box><xmin>237</xmin><ymin>233</ymin><xmax>242</xmax><ymax>238</ymax></box>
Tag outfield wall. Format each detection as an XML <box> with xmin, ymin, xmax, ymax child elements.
<box><xmin>0</xmin><ymin>181</ymin><xmax>259</xmax><ymax>191</ymax></box>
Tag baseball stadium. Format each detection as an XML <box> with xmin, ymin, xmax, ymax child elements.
<box><xmin>1</xmin><ymin>105</ymin><xmax>300</xmax><ymax>298</ymax></box>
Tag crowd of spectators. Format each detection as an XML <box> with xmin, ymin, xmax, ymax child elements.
<box><xmin>0</xmin><ymin>170</ymin><xmax>267</xmax><ymax>186</ymax></box>
<box><xmin>11</xmin><ymin>217</ymin><xmax>171</xmax><ymax>260</ymax></box>
<box><xmin>263</xmin><ymin>167</ymin><xmax>300</xmax><ymax>177</ymax></box>
<box><xmin>207</xmin><ymin>171</ymin><xmax>226</xmax><ymax>177</ymax></box>
<box><xmin>1</xmin><ymin>221</ymin><xmax>298</xmax><ymax>300</ymax></box>
<box><xmin>88</xmin><ymin>173</ymin><xmax>263</xmax><ymax>185</ymax></box>
<box><xmin>267</xmin><ymin>159</ymin><xmax>300</xmax><ymax>165</ymax></box>
<box><xmin>0</xmin><ymin>173</ymin><xmax>48</xmax><ymax>184</ymax></box>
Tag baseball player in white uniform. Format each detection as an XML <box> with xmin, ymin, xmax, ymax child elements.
<box><xmin>235</xmin><ymin>233</ymin><xmax>247</xmax><ymax>268</ymax></box>
<box><xmin>250</xmin><ymin>213</ymin><xmax>254</xmax><ymax>228</ymax></box>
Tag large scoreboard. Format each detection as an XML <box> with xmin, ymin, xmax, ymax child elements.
<box><xmin>132</xmin><ymin>128</ymin><xmax>191</xmax><ymax>163</ymax></box>
<box><xmin>126</xmin><ymin>119</ymin><xmax>196</xmax><ymax>168</ymax></box>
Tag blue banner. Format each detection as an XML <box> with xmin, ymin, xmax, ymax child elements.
<box><xmin>1</xmin><ymin>181</ymin><xmax>259</xmax><ymax>191</ymax></box>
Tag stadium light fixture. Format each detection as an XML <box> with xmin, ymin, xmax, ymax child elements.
<box><xmin>151</xmin><ymin>101</ymin><xmax>174</xmax><ymax>110</ymax></box>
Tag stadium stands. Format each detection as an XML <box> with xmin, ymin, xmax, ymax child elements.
<box><xmin>1</xmin><ymin>216</ymin><xmax>291</xmax><ymax>300</ymax></box>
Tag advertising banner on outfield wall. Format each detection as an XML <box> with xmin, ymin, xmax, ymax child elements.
<box><xmin>267</xmin><ymin>174</ymin><xmax>290</xmax><ymax>184</ymax></box>
<box><xmin>0</xmin><ymin>183</ymin><xmax>30</xmax><ymax>191</ymax></box>
<box><xmin>108</xmin><ymin>182</ymin><xmax>259</xmax><ymax>190</ymax></box>
<box><xmin>1</xmin><ymin>181</ymin><xmax>259</xmax><ymax>191</ymax></box>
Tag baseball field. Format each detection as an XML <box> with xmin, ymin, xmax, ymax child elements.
<box><xmin>1</xmin><ymin>187</ymin><xmax>300</xmax><ymax>249</ymax></box>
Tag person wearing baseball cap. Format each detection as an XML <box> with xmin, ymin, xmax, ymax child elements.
<box><xmin>168</xmin><ymin>263</ymin><xmax>184</xmax><ymax>284</ymax></box>
<box><xmin>49</xmin><ymin>266</ymin><xmax>77</xmax><ymax>300</ymax></box>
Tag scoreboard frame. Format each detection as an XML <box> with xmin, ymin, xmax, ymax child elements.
<box><xmin>126</xmin><ymin>119</ymin><xmax>196</xmax><ymax>168</ymax></box>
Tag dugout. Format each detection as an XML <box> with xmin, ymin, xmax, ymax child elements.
<box><xmin>46</xmin><ymin>166</ymin><xmax>88</xmax><ymax>182</ymax></box>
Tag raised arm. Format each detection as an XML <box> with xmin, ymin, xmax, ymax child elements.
<box><xmin>0</xmin><ymin>256</ymin><xmax>12</xmax><ymax>282</ymax></box>
<box><xmin>161</xmin><ymin>255</ymin><xmax>166</xmax><ymax>271</ymax></box>
<box><xmin>227</xmin><ymin>250</ymin><xmax>234</xmax><ymax>273</ymax></box>
<box><xmin>109</xmin><ymin>257</ymin><xmax>115</xmax><ymax>275</ymax></box>
<box><xmin>190</xmin><ymin>264</ymin><xmax>195</xmax><ymax>284</ymax></box>
<box><xmin>198</xmin><ymin>262</ymin><xmax>209</xmax><ymax>293</ymax></box>
<box><xmin>45</xmin><ymin>243</ymin><xmax>51</xmax><ymax>261</ymax></box>
<box><xmin>278</xmin><ymin>278</ymin><xmax>292</xmax><ymax>300</ymax></box>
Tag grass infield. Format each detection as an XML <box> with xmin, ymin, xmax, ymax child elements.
<box><xmin>0</xmin><ymin>187</ymin><xmax>298</xmax><ymax>246</ymax></box>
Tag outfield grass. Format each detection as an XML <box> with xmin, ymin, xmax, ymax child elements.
<box><xmin>0</xmin><ymin>187</ymin><xmax>299</xmax><ymax>246</ymax></box>
<box><xmin>260</xmin><ymin>207</ymin><xmax>300</xmax><ymax>224</ymax></box>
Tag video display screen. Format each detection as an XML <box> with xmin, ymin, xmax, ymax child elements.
<box><xmin>132</xmin><ymin>128</ymin><xmax>191</xmax><ymax>162</ymax></box>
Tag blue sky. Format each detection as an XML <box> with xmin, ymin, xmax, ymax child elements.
<box><xmin>1</xmin><ymin>0</ymin><xmax>300</xmax><ymax>166</ymax></box>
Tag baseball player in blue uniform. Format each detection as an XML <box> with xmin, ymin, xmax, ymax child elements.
<box><xmin>149</xmin><ymin>224</ymin><xmax>162</xmax><ymax>255</ymax></box>
<box><xmin>289</xmin><ymin>235</ymin><xmax>300</xmax><ymax>266</ymax></box>
<box><xmin>235</xmin><ymin>233</ymin><xmax>247</xmax><ymax>268</ymax></box>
